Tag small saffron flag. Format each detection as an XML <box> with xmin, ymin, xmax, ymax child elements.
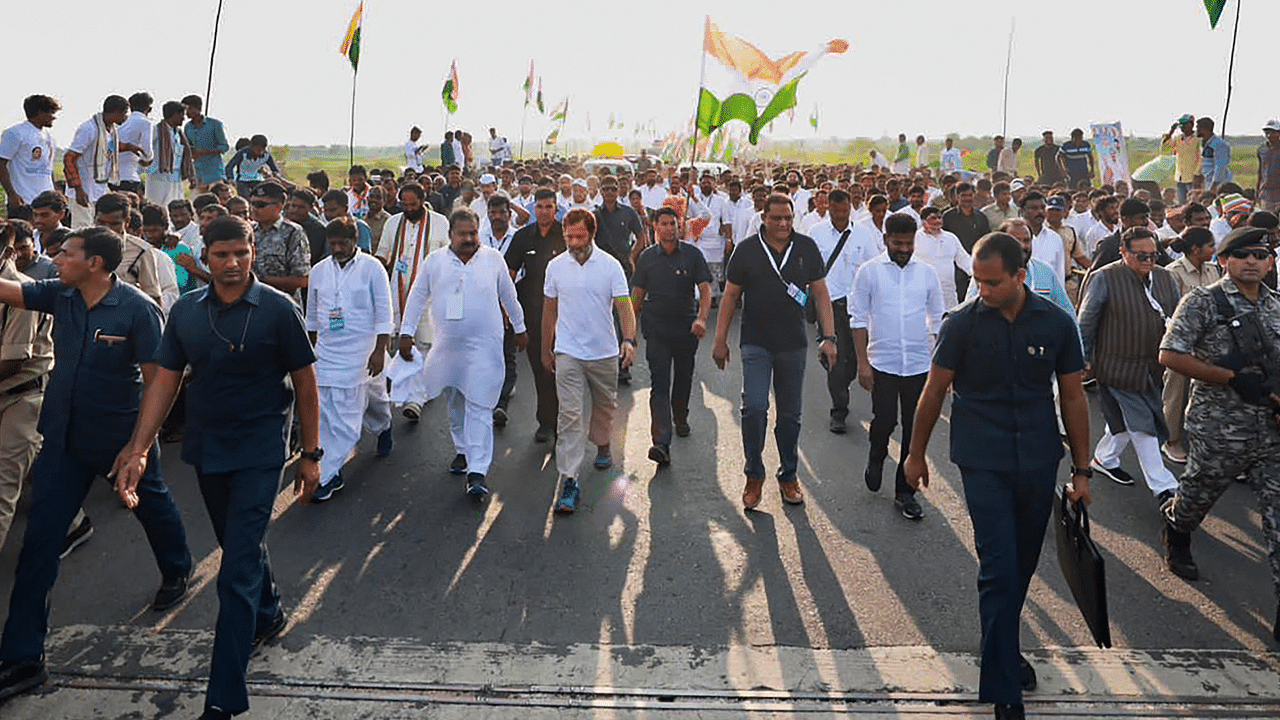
<box><xmin>442</xmin><ymin>59</ymin><xmax>459</xmax><ymax>114</ymax></box>
<box><xmin>339</xmin><ymin>2</ymin><xmax>363</xmax><ymax>71</ymax></box>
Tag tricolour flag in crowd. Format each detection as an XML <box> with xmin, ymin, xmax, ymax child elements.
<box><xmin>1204</xmin><ymin>0</ymin><xmax>1227</xmax><ymax>28</ymax></box>
<box><xmin>442</xmin><ymin>60</ymin><xmax>459</xmax><ymax>114</ymax></box>
<box><xmin>696</xmin><ymin>16</ymin><xmax>847</xmax><ymax>144</ymax></box>
<box><xmin>546</xmin><ymin>127</ymin><xmax>560</xmax><ymax>145</ymax></box>
<box><xmin>339</xmin><ymin>2</ymin><xmax>363</xmax><ymax>71</ymax></box>
<box><xmin>523</xmin><ymin>60</ymin><xmax>535</xmax><ymax>105</ymax></box>
<box><xmin>536</xmin><ymin>78</ymin><xmax>544</xmax><ymax>114</ymax></box>
<box><xmin>809</xmin><ymin>104</ymin><xmax>819</xmax><ymax>132</ymax></box>
<box><xmin>550</xmin><ymin>97</ymin><xmax>568</xmax><ymax>122</ymax></box>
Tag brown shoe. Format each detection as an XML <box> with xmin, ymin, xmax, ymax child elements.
<box><xmin>779</xmin><ymin>480</ymin><xmax>804</xmax><ymax>505</ymax></box>
<box><xmin>742</xmin><ymin>478</ymin><xmax>765</xmax><ymax>509</ymax></box>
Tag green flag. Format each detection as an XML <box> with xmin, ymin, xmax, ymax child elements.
<box><xmin>442</xmin><ymin>60</ymin><xmax>459</xmax><ymax>114</ymax></box>
<box><xmin>1204</xmin><ymin>0</ymin><xmax>1227</xmax><ymax>28</ymax></box>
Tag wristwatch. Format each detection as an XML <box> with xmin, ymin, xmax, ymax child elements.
<box><xmin>818</xmin><ymin>335</ymin><xmax>837</xmax><ymax>344</ymax></box>
<box><xmin>1069</xmin><ymin>465</ymin><xmax>1093</xmax><ymax>479</ymax></box>
<box><xmin>300</xmin><ymin>448</ymin><xmax>325</xmax><ymax>463</ymax></box>
<box><xmin>621</xmin><ymin>338</ymin><xmax>637</xmax><ymax>347</ymax></box>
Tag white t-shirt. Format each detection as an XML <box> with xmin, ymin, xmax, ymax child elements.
<box><xmin>68</xmin><ymin>117</ymin><xmax>113</xmax><ymax>202</ymax></box>
<box><xmin>543</xmin><ymin>245</ymin><xmax>629</xmax><ymax>361</ymax></box>
<box><xmin>404</xmin><ymin>141</ymin><xmax>424</xmax><ymax>172</ymax></box>
<box><xmin>916</xmin><ymin>144</ymin><xmax>931</xmax><ymax>168</ymax></box>
<box><xmin>912</xmin><ymin>228</ymin><xmax>971</xmax><ymax>304</ymax></box>
<box><xmin>1031</xmin><ymin>225</ymin><xmax>1067</xmax><ymax>281</ymax></box>
<box><xmin>116</xmin><ymin>111</ymin><xmax>153</xmax><ymax>182</ymax></box>
<box><xmin>0</xmin><ymin>121</ymin><xmax>56</xmax><ymax>204</ymax></box>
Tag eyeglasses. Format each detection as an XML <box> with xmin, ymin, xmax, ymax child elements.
<box><xmin>1131</xmin><ymin>252</ymin><xmax>1159</xmax><ymax>263</ymax></box>
<box><xmin>1228</xmin><ymin>248</ymin><xmax>1272</xmax><ymax>260</ymax></box>
<box><xmin>250</xmin><ymin>200</ymin><xmax>276</xmax><ymax>208</ymax></box>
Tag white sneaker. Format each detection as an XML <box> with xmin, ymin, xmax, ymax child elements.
<box><xmin>401</xmin><ymin>402</ymin><xmax>422</xmax><ymax>422</ymax></box>
<box><xmin>1161</xmin><ymin>443</ymin><xmax>1187</xmax><ymax>464</ymax></box>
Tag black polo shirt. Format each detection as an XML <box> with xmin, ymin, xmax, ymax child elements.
<box><xmin>299</xmin><ymin>213</ymin><xmax>329</xmax><ymax>265</ymax></box>
<box><xmin>932</xmin><ymin>293</ymin><xmax>1084</xmax><ymax>472</ymax></box>
<box><xmin>632</xmin><ymin>241</ymin><xmax>713</xmax><ymax>337</ymax></box>
<box><xmin>593</xmin><ymin>202</ymin><xmax>646</xmax><ymax>271</ymax></box>
<box><xmin>505</xmin><ymin>221</ymin><xmax>566</xmax><ymax>312</ymax></box>
<box><xmin>156</xmin><ymin>276</ymin><xmax>316</xmax><ymax>474</ymax></box>
<box><xmin>941</xmin><ymin>206</ymin><xmax>991</xmax><ymax>252</ymax></box>
<box><xmin>725</xmin><ymin>232</ymin><xmax>824</xmax><ymax>352</ymax></box>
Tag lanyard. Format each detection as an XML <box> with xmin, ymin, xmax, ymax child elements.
<box><xmin>1142</xmin><ymin>280</ymin><xmax>1170</xmax><ymax>326</ymax></box>
<box><xmin>328</xmin><ymin>256</ymin><xmax>356</xmax><ymax>305</ymax></box>
<box><xmin>760</xmin><ymin>238</ymin><xmax>794</xmax><ymax>288</ymax></box>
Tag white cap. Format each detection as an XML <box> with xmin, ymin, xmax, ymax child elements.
<box><xmin>479</xmin><ymin>173</ymin><xmax>497</xmax><ymax>185</ymax></box>
<box><xmin>1264</xmin><ymin>118</ymin><xmax>1280</xmax><ymax>133</ymax></box>
<box><xmin>572</xmin><ymin>178</ymin><xmax>588</xmax><ymax>188</ymax></box>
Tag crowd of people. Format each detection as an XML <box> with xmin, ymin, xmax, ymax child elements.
<box><xmin>0</xmin><ymin>91</ymin><xmax>1278</xmax><ymax>720</ymax></box>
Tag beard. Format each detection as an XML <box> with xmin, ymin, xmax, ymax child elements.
<box><xmin>403</xmin><ymin>207</ymin><xmax>425</xmax><ymax>222</ymax></box>
<box><xmin>569</xmin><ymin>244</ymin><xmax>593</xmax><ymax>262</ymax></box>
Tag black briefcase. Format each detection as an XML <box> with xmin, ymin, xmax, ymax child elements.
<box><xmin>1054</xmin><ymin>485</ymin><xmax>1112</xmax><ymax>648</ymax></box>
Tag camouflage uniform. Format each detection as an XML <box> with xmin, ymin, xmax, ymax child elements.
<box><xmin>251</xmin><ymin>217</ymin><xmax>311</xmax><ymax>304</ymax></box>
<box><xmin>1160</xmin><ymin>276</ymin><xmax>1280</xmax><ymax>598</ymax></box>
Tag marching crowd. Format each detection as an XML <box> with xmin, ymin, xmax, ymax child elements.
<box><xmin>0</xmin><ymin>91</ymin><xmax>1278</xmax><ymax>720</ymax></box>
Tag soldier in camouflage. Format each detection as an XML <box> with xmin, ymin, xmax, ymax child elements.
<box><xmin>1158</xmin><ymin>226</ymin><xmax>1280</xmax><ymax>644</ymax></box>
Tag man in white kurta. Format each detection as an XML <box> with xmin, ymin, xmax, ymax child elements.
<box><xmin>399</xmin><ymin>209</ymin><xmax>527</xmax><ymax>497</ymax></box>
<box><xmin>306</xmin><ymin>218</ymin><xmax>395</xmax><ymax>502</ymax></box>
<box><xmin>375</xmin><ymin>182</ymin><xmax>450</xmax><ymax>420</ymax></box>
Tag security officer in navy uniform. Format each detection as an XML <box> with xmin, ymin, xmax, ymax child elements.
<box><xmin>111</xmin><ymin>215</ymin><xmax>321</xmax><ymax>720</ymax></box>
<box><xmin>1159</xmin><ymin>226</ymin><xmax>1280</xmax><ymax>643</ymax></box>
<box><xmin>904</xmin><ymin>233</ymin><xmax>1093</xmax><ymax>720</ymax></box>
<box><xmin>0</xmin><ymin>226</ymin><xmax>193</xmax><ymax>706</ymax></box>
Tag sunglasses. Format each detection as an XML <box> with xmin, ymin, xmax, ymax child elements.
<box><xmin>1131</xmin><ymin>252</ymin><xmax>1159</xmax><ymax>263</ymax></box>
<box><xmin>1228</xmin><ymin>248</ymin><xmax>1272</xmax><ymax>261</ymax></box>
<box><xmin>250</xmin><ymin>200</ymin><xmax>277</xmax><ymax>208</ymax></box>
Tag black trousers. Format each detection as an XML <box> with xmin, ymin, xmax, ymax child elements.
<box><xmin>868</xmin><ymin>369</ymin><xmax>927</xmax><ymax>497</ymax></box>
<box><xmin>498</xmin><ymin>325</ymin><xmax>517</xmax><ymax>410</ymax></box>
<box><xmin>645</xmin><ymin>330</ymin><xmax>698</xmax><ymax>445</ymax></box>
<box><xmin>521</xmin><ymin>307</ymin><xmax>558</xmax><ymax>429</ymax></box>
<box><xmin>827</xmin><ymin>299</ymin><xmax>855</xmax><ymax>420</ymax></box>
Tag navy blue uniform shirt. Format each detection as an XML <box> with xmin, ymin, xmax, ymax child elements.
<box><xmin>22</xmin><ymin>277</ymin><xmax>163</xmax><ymax>455</ymax></box>
<box><xmin>932</xmin><ymin>293</ymin><xmax>1084</xmax><ymax>472</ymax></box>
<box><xmin>156</xmin><ymin>276</ymin><xmax>315</xmax><ymax>474</ymax></box>
<box><xmin>631</xmin><ymin>241</ymin><xmax>713</xmax><ymax>337</ymax></box>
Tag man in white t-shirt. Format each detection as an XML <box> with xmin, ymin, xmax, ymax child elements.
<box><xmin>63</xmin><ymin>96</ymin><xmax>135</xmax><ymax>229</ymax></box>
<box><xmin>639</xmin><ymin>168</ymin><xmax>668</xmax><ymax>211</ymax></box>
<box><xmin>488</xmin><ymin>127</ymin><xmax>511</xmax><ymax>167</ymax></box>
<box><xmin>0</xmin><ymin>95</ymin><xmax>59</xmax><ymax>213</ymax></box>
<box><xmin>404</xmin><ymin>127</ymin><xmax>427</xmax><ymax>173</ymax></box>
<box><xmin>912</xmin><ymin>207</ymin><xmax>971</xmax><ymax>305</ymax></box>
<box><xmin>114</xmin><ymin>92</ymin><xmax>154</xmax><ymax>195</ymax></box>
<box><xmin>915</xmin><ymin>135</ymin><xmax>931</xmax><ymax>169</ymax></box>
<box><xmin>692</xmin><ymin>174</ymin><xmax>731</xmax><ymax>300</ymax></box>
<box><xmin>939</xmin><ymin>137</ymin><xmax>962</xmax><ymax>174</ymax></box>
<box><xmin>541</xmin><ymin>208</ymin><xmax>636</xmax><ymax>514</ymax></box>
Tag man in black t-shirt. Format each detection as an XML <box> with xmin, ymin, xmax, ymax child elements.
<box><xmin>713</xmin><ymin>194</ymin><xmax>838</xmax><ymax>510</ymax></box>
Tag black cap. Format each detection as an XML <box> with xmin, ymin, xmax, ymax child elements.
<box><xmin>249</xmin><ymin>182</ymin><xmax>286</xmax><ymax>201</ymax></box>
<box><xmin>1216</xmin><ymin>226</ymin><xmax>1270</xmax><ymax>256</ymax></box>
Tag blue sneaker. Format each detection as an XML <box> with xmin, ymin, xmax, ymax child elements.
<box><xmin>466</xmin><ymin>472</ymin><xmax>489</xmax><ymax>497</ymax></box>
<box><xmin>376</xmin><ymin>428</ymin><xmax>394</xmax><ymax>457</ymax></box>
<box><xmin>311</xmin><ymin>473</ymin><xmax>344</xmax><ymax>503</ymax></box>
<box><xmin>449</xmin><ymin>453</ymin><xmax>468</xmax><ymax>475</ymax></box>
<box><xmin>555</xmin><ymin>477</ymin><xmax>580</xmax><ymax>514</ymax></box>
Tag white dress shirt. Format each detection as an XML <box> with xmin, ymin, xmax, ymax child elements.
<box><xmin>728</xmin><ymin>196</ymin><xmax>757</xmax><ymax>243</ymax></box>
<box><xmin>1031</xmin><ymin>224</ymin><xmax>1067</xmax><ymax>281</ymax></box>
<box><xmin>639</xmin><ymin>183</ymin><xmax>668</xmax><ymax>210</ymax></box>
<box><xmin>849</xmin><ymin>252</ymin><xmax>945</xmax><ymax>377</ymax></box>
<box><xmin>116</xmin><ymin>111</ymin><xmax>153</xmax><ymax>182</ymax></box>
<box><xmin>810</xmin><ymin>217</ymin><xmax>878</xmax><ymax>301</ymax></box>
<box><xmin>911</xmin><ymin>228</ymin><xmax>971</xmax><ymax>304</ymax></box>
<box><xmin>693</xmin><ymin>190</ymin><xmax>729</xmax><ymax>262</ymax></box>
<box><xmin>306</xmin><ymin>252</ymin><xmax>395</xmax><ymax>388</ymax></box>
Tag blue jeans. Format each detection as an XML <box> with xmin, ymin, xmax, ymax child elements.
<box><xmin>958</xmin><ymin>464</ymin><xmax>1058</xmax><ymax>705</ymax></box>
<box><xmin>740</xmin><ymin>344</ymin><xmax>806</xmax><ymax>482</ymax></box>
<box><xmin>0</xmin><ymin>442</ymin><xmax>191</xmax><ymax>662</ymax></box>
<box><xmin>1176</xmin><ymin>182</ymin><xmax>1193</xmax><ymax>205</ymax></box>
<box><xmin>197</xmin><ymin>465</ymin><xmax>283</xmax><ymax>715</ymax></box>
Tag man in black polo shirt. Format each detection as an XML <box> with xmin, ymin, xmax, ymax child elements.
<box><xmin>713</xmin><ymin>193</ymin><xmax>837</xmax><ymax>509</ymax></box>
<box><xmin>593</xmin><ymin>176</ymin><xmax>645</xmax><ymax>275</ymax></box>
<box><xmin>631</xmin><ymin>207</ymin><xmax>712</xmax><ymax>466</ymax></box>
<box><xmin>506</xmin><ymin>188</ymin><xmax>566</xmax><ymax>442</ymax></box>
<box><xmin>904</xmin><ymin>233</ymin><xmax>1093</xmax><ymax>720</ymax></box>
<box><xmin>111</xmin><ymin>216</ymin><xmax>320</xmax><ymax>720</ymax></box>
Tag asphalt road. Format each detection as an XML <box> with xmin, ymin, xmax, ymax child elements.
<box><xmin>0</xmin><ymin>312</ymin><xmax>1276</xmax><ymax>713</ymax></box>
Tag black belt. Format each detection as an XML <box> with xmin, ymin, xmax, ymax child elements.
<box><xmin>4</xmin><ymin>376</ymin><xmax>43</xmax><ymax>396</ymax></box>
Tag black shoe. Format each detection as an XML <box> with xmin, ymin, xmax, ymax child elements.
<box><xmin>466</xmin><ymin>472</ymin><xmax>490</xmax><ymax>497</ymax></box>
<box><xmin>1020</xmin><ymin>655</ymin><xmax>1037</xmax><ymax>692</ymax></box>
<box><xmin>61</xmin><ymin>516</ymin><xmax>93</xmax><ymax>559</ymax></box>
<box><xmin>449</xmin><ymin>453</ymin><xmax>468</xmax><ymax>475</ymax></box>
<box><xmin>534</xmin><ymin>424</ymin><xmax>554</xmax><ymax>443</ymax></box>
<box><xmin>993</xmin><ymin>704</ymin><xmax>1025</xmax><ymax>720</ymax></box>
<box><xmin>1273</xmin><ymin>604</ymin><xmax>1279</xmax><ymax>644</ymax></box>
<box><xmin>199</xmin><ymin>707</ymin><xmax>233</xmax><ymax>720</ymax></box>
<box><xmin>1161</xmin><ymin>524</ymin><xmax>1199</xmax><ymax>581</ymax></box>
<box><xmin>864</xmin><ymin>460</ymin><xmax>883</xmax><ymax>492</ymax></box>
<box><xmin>829</xmin><ymin>416</ymin><xmax>847</xmax><ymax>434</ymax></box>
<box><xmin>492</xmin><ymin>407</ymin><xmax>508</xmax><ymax>428</ymax></box>
<box><xmin>648</xmin><ymin>443</ymin><xmax>671</xmax><ymax>466</ymax></box>
<box><xmin>1156</xmin><ymin>489</ymin><xmax>1176</xmax><ymax>510</ymax></box>
<box><xmin>674</xmin><ymin>421</ymin><xmax>691</xmax><ymax>438</ymax></box>
<box><xmin>0</xmin><ymin>659</ymin><xmax>48</xmax><ymax>704</ymax></box>
<box><xmin>1091</xmin><ymin>459</ymin><xmax>1135</xmax><ymax>486</ymax></box>
<box><xmin>251</xmin><ymin>610</ymin><xmax>287</xmax><ymax>656</ymax></box>
<box><xmin>895</xmin><ymin>494</ymin><xmax>924</xmax><ymax>521</ymax></box>
<box><xmin>152</xmin><ymin>573</ymin><xmax>190</xmax><ymax>612</ymax></box>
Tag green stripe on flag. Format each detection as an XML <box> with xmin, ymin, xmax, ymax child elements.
<box><xmin>1204</xmin><ymin>0</ymin><xmax>1227</xmax><ymax>28</ymax></box>
<box><xmin>696</xmin><ymin>75</ymin><xmax>804</xmax><ymax>145</ymax></box>
<box><xmin>346</xmin><ymin>27</ymin><xmax>361</xmax><ymax>71</ymax></box>
<box><xmin>442</xmin><ymin>80</ymin><xmax>457</xmax><ymax>114</ymax></box>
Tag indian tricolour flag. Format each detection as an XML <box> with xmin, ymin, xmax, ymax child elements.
<box><xmin>697</xmin><ymin>17</ymin><xmax>847</xmax><ymax>144</ymax></box>
<box><xmin>442</xmin><ymin>59</ymin><xmax>459</xmax><ymax>114</ymax></box>
<box><xmin>339</xmin><ymin>2</ymin><xmax>363</xmax><ymax>72</ymax></box>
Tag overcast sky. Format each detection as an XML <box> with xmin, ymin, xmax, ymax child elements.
<box><xmin>2</xmin><ymin>0</ymin><xmax>1270</xmax><ymax>149</ymax></box>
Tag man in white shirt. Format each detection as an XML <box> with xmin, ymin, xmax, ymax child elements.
<box><xmin>0</xmin><ymin>95</ymin><xmax>59</xmax><ymax>213</ymax></box>
<box><xmin>481</xmin><ymin>194</ymin><xmax>520</xmax><ymax>425</ymax></box>
<box><xmin>997</xmin><ymin>138</ymin><xmax>1022</xmax><ymax>176</ymax></box>
<box><xmin>812</xmin><ymin>189</ymin><xmax>879</xmax><ymax>433</ymax></box>
<box><xmin>1082</xmin><ymin>196</ymin><xmax>1119</xmax><ymax>257</ymax></box>
<box><xmin>541</xmin><ymin>209</ymin><xmax>636</xmax><ymax>514</ymax></box>
<box><xmin>113</xmin><ymin>93</ymin><xmax>154</xmax><ymax>195</ymax></box>
<box><xmin>915</xmin><ymin>135</ymin><xmax>930</xmax><ymax>169</ymax></box>
<box><xmin>374</xmin><ymin>182</ymin><xmax>451</xmax><ymax>420</ymax></box>
<box><xmin>912</xmin><ymin>207</ymin><xmax>971</xmax><ymax>305</ymax></box>
<box><xmin>784</xmin><ymin>170</ymin><xmax>811</xmax><ymax>217</ymax></box>
<box><xmin>939</xmin><ymin>137</ymin><xmax>962</xmax><ymax>175</ymax></box>
<box><xmin>306</xmin><ymin>218</ymin><xmax>395</xmax><ymax>502</ymax></box>
<box><xmin>1020</xmin><ymin>192</ymin><xmax>1066</xmax><ymax>281</ymax></box>
<box><xmin>692</xmin><ymin>174</ymin><xmax>731</xmax><ymax>301</ymax></box>
<box><xmin>404</xmin><ymin>126</ymin><xmax>427</xmax><ymax>173</ymax></box>
<box><xmin>488</xmin><ymin>127</ymin><xmax>511</xmax><ymax>168</ymax></box>
<box><xmin>63</xmin><ymin>96</ymin><xmax>135</xmax><ymax>229</ymax></box>
<box><xmin>850</xmin><ymin>212</ymin><xmax>945</xmax><ymax>521</ymax></box>
<box><xmin>567</xmin><ymin>178</ymin><xmax>593</xmax><ymax>211</ymax></box>
<box><xmin>798</xmin><ymin>189</ymin><xmax>829</xmax><ymax>233</ymax></box>
<box><xmin>639</xmin><ymin>169</ymin><xmax>668</xmax><ymax>211</ymax></box>
<box><xmin>400</xmin><ymin>208</ymin><xmax>527</xmax><ymax>497</ymax></box>
<box><xmin>450</xmin><ymin>131</ymin><xmax>465</xmax><ymax>173</ymax></box>
<box><xmin>724</xmin><ymin>179</ymin><xmax>755</xmax><ymax>248</ymax></box>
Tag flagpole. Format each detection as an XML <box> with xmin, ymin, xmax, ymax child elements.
<box><xmin>1222</xmin><ymin>0</ymin><xmax>1241</xmax><ymax>134</ymax></box>
<box><xmin>520</xmin><ymin>104</ymin><xmax>528</xmax><ymax>161</ymax></box>
<box><xmin>349</xmin><ymin>69</ymin><xmax>358</xmax><ymax>168</ymax></box>
<box><xmin>205</xmin><ymin>0</ymin><xmax>225</xmax><ymax>111</ymax></box>
<box><xmin>1000</xmin><ymin>17</ymin><xmax>1015</xmax><ymax>138</ymax></box>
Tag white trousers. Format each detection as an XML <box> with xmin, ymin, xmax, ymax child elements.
<box><xmin>447</xmin><ymin>388</ymin><xmax>494</xmax><ymax>476</ymax></box>
<box><xmin>145</xmin><ymin>177</ymin><xmax>186</xmax><ymax>208</ymax></box>
<box><xmin>68</xmin><ymin>202</ymin><xmax>94</xmax><ymax>230</ymax></box>
<box><xmin>318</xmin><ymin>375</ymin><xmax>393</xmax><ymax>483</ymax></box>
<box><xmin>1094</xmin><ymin>427</ymin><xmax>1179</xmax><ymax>495</ymax></box>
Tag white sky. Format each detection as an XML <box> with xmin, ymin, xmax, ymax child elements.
<box><xmin>2</xmin><ymin>0</ymin><xmax>1272</xmax><ymax>149</ymax></box>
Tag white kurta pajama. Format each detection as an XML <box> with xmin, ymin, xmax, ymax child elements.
<box><xmin>306</xmin><ymin>252</ymin><xmax>395</xmax><ymax>485</ymax></box>
<box><xmin>400</xmin><ymin>245</ymin><xmax>526</xmax><ymax>477</ymax></box>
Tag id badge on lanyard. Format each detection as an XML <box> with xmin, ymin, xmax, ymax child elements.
<box><xmin>762</xmin><ymin>240</ymin><xmax>807</xmax><ymax>307</ymax></box>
